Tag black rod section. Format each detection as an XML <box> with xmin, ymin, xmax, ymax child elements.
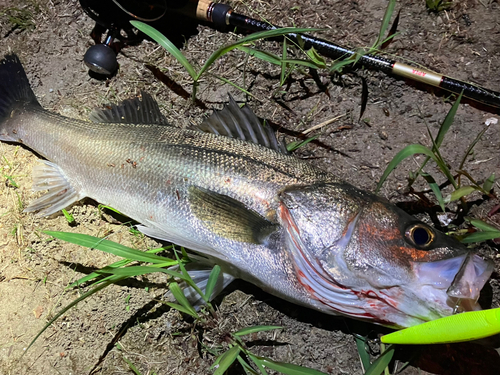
<box><xmin>203</xmin><ymin>2</ymin><xmax>500</xmax><ymax>108</ymax></box>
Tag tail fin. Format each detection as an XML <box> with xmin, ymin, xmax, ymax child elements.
<box><xmin>0</xmin><ymin>54</ymin><xmax>40</xmax><ymax>126</ymax></box>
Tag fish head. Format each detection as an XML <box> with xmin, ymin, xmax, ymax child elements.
<box><xmin>278</xmin><ymin>182</ymin><xmax>493</xmax><ymax>328</ymax></box>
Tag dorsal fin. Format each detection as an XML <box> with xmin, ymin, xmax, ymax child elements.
<box><xmin>198</xmin><ymin>95</ymin><xmax>288</xmax><ymax>154</ymax></box>
<box><xmin>89</xmin><ymin>91</ymin><xmax>169</xmax><ymax>125</ymax></box>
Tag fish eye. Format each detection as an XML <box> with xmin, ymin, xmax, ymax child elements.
<box><xmin>406</xmin><ymin>224</ymin><xmax>434</xmax><ymax>247</ymax></box>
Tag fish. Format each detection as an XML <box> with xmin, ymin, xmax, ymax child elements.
<box><xmin>0</xmin><ymin>54</ymin><xmax>493</xmax><ymax>329</ymax></box>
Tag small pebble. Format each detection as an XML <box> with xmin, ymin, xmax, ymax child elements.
<box><xmin>485</xmin><ymin>117</ymin><xmax>498</xmax><ymax>126</ymax></box>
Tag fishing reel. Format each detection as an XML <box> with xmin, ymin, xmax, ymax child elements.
<box><xmin>79</xmin><ymin>0</ymin><xmax>232</xmax><ymax>76</ymax></box>
<box><xmin>81</xmin><ymin>0</ymin><xmax>168</xmax><ymax>75</ymax></box>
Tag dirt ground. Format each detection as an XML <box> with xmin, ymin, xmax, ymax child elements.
<box><xmin>0</xmin><ymin>0</ymin><xmax>499</xmax><ymax>374</ymax></box>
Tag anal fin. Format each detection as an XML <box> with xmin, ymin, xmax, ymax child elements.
<box><xmin>25</xmin><ymin>160</ymin><xmax>84</xmax><ymax>216</ymax></box>
<box><xmin>173</xmin><ymin>268</ymin><xmax>236</xmax><ymax>310</ymax></box>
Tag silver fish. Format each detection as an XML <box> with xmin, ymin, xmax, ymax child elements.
<box><xmin>0</xmin><ymin>54</ymin><xmax>493</xmax><ymax>328</ymax></box>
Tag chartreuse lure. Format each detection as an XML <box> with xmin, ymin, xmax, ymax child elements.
<box><xmin>381</xmin><ymin>308</ymin><xmax>500</xmax><ymax>344</ymax></box>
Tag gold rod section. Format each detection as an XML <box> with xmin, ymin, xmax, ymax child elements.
<box><xmin>392</xmin><ymin>62</ymin><xmax>443</xmax><ymax>87</ymax></box>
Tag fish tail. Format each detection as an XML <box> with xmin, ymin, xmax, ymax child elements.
<box><xmin>0</xmin><ymin>54</ymin><xmax>41</xmax><ymax>140</ymax></box>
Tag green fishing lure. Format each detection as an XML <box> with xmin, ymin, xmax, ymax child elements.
<box><xmin>381</xmin><ymin>308</ymin><xmax>500</xmax><ymax>344</ymax></box>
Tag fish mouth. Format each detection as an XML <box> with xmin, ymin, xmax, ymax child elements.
<box><xmin>413</xmin><ymin>252</ymin><xmax>493</xmax><ymax>313</ymax></box>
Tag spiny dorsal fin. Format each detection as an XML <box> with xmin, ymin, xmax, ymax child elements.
<box><xmin>198</xmin><ymin>95</ymin><xmax>288</xmax><ymax>154</ymax></box>
<box><xmin>89</xmin><ymin>91</ymin><xmax>169</xmax><ymax>125</ymax></box>
<box><xmin>188</xmin><ymin>186</ymin><xmax>278</xmax><ymax>245</ymax></box>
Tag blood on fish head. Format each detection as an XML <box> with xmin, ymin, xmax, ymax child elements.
<box><xmin>278</xmin><ymin>182</ymin><xmax>493</xmax><ymax>328</ymax></box>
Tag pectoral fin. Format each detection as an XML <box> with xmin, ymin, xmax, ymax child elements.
<box><xmin>189</xmin><ymin>186</ymin><xmax>277</xmax><ymax>244</ymax></box>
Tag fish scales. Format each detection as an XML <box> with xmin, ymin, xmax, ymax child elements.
<box><xmin>0</xmin><ymin>54</ymin><xmax>494</xmax><ymax>328</ymax></box>
<box><xmin>16</xmin><ymin>105</ymin><xmax>333</xmax><ymax>217</ymax></box>
<box><xmin>5</xmin><ymin>90</ymin><xmax>335</xmax><ymax>309</ymax></box>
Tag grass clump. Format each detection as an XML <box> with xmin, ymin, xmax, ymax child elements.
<box><xmin>26</xmin><ymin>231</ymin><xmax>331</xmax><ymax>374</ymax></box>
<box><xmin>376</xmin><ymin>91</ymin><xmax>499</xmax><ymax>243</ymax></box>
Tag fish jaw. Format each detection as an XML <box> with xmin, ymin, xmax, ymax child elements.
<box><xmin>413</xmin><ymin>252</ymin><xmax>494</xmax><ymax>312</ymax></box>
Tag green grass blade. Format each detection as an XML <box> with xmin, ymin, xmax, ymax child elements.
<box><xmin>410</xmin><ymin>92</ymin><xmax>463</xmax><ymax>185</ymax></box>
<box><xmin>237</xmin><ymin>46</ymin><xmax>326</xmax><ymax>70</ymax></box>
<box><xmin>458</xmin><ymin>125</ymin><xmax>488</xmax><ymax>171</ymax></box>
<box><xmin>428</xmin><ymin>143</ymin><xmax>457</xmax><ymax>190</ymax></box>
<box><xmin>445</xmin><ymin>185</ymin><xmax>477</xmax><ymax>203</ymax></box>
<box><xmin>233</xmin><ymin>325</ymin><xmax>283</xmax><ymax>337</ymax></box>
<box><xmin>256</xmin><ymin>356</ymin><xmax>329</xmax><ymax>375</ymax></box>
<box><xmin>130</xmin><ymin>20</ymin><xmax>197</xmax><ymax>80</ymax></box>
<box><xmin>305</xmin><ymin>47</ymin><xmax>327</xmax><ymax>69</ymax></box>
<box><xmin>237</xmin><ymin>46</ymin><xmax>282</xmax><ymax>65</ymax></box>
<box><xmin>66</xmin><ymin>246</ymin><xmax>170</xmax><ymax>289</ymax></box>
<box><xmin>425</xmin><ymin>123</ymin><xmax>458</xmax><ymax>189</ymax></box>
<box><xmin>123</xmin><ymin>357</ymin><xmax>142</xmax><ymax>375</ymax></box>
<box><xmin>236</xmin><ymin>355</ymin><xmax>260</xmax><ymax>375</ymax></box>
<box><xmin>372</xmin><ymin>0</ymin><xmax>396</xmax><ymax>49</ymax></box>
<box><xmin>169</xmin><ymin>282</ymin><xmax>198</xmax><ymax>318</ymax></box>
<box><xmin>197</xmin><ymin>27</ymin><xmax>322</xmax><ymax>79</ymax></box>
<box><xmin>354</xmin><ymin>336</ymin><xmax>371</xmax><ymax>372</ymax></box>
<box><xmin>434</xmin><ymin>91</ymin><xmax>463</xmax><ymax>150</ymax></box>
<box><xmin>456</xmin><ymin>169</ymin><xmax>481</xmax><ymax>188</ymax></box>
<box><xmin>164</xmin><ymin>301</ymin><xmax>198</xmax><ymax>318</ymax></box>
<box><xmin>421</xmin><ymin>172</ymin><xmax>445</xmax><ymax>211</ymax></box>
<box><xmin>61</xmin><ymin>209</ymin><xmax>75</xmax><ymax>225</ymax></box>
<box><xmin>204</xmin><ymin>265</ymin><xmax>221</xmax><ymax>302</ymax></box>
<box><xmin>44</xmin><ymin>231</ymin><xmax>169</xmax><ymax>264</ymax></box>
<box><xmin>287</xmin><ymin>135</ymin><xmax>319</xmax><ymax>152</ymax></box>
<box><xmin>213</xmin><ymin>345</ymin><xmax>241</xmax><ymax>375</ymax></box>
<box><xmin>483</xmin><ymin>173</ymin><xmax>495</xmax><ymax>193</ymax></box>
<box><xmin>95</xmin><ymin>265</ymin><xmax>184</xmax><ymax>278</ymax></box>
<box><xmin>175</xmin><ymin>255</ymin><xmax>207</xmax><ymax>299</ymax></box>
<box><xmin>375</xmin><ymin>144</ymin><xmax>437</xmax><ymax>193</ymax></box>
<box><xmin>247</xmin><ymin>353</ymin><xmax>269</xmax><ymax>375</ymax></box>
<box><xmin>461</xmin><ymin>231</ymin><xmax>500</xmax><ymax>243</ymax></box>
<box><xmin>98</xmin><ymin>204</ymin><xmax>124</xmax><ymax>216</ymax></box>
<box><xmin>466</xmin><ymin>218</ymin><xmax>500</xmax><ymax>232</ymax></box>
<box><xmin>281</xmin><ymin>37</ymin><xmax>288</xmax><ymax>85</ymax></box>
<box><xmin>364</xmin><ymin>345</ymin><xmax>395</xmax><ymax>375</ymax></box>
<box><xmin>214</xmin><ymin>74</ymin><xmax>257</xmax><ymax>98</ymax></box>
<box><xmin>330</xmin><ymin>58</ymin><xmax>358</xmax><ymax>73</ymax></box>
<box><xmin>3</xmin><ymin>173</ymin><xmax>18</xmax><ymax>188</ymax></box>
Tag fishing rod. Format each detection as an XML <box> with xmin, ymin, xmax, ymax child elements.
<box><xmin>80</xmin><ymin>0</ymin><xmax>500</xmax><ymax>108</ymax></box>
<box><xmin>180</xmin><ymin>0</ymin><xmax>500</xmax><ymax>109</ymax></box>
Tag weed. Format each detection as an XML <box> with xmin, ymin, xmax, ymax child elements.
<box><xmin>0</xmin><ymin>5</ymin><xmax>36</xmax><ymax>33</ymax></box>
<box><xmin>124</xmin><ymin>294</ymin><xmax>131</xmax><ymax>312</ymax></box>
<box><xmin>131</xmin><ymin>21</ymin><xmax>323</xmax><ymax>101</ymax></box>
<box><xmin>26</xmin><ymin>231</ymin><xmax>332</xmax><ymax>374</ymax></box>
<box><xmin>376</xmin><ymin>92</ymin><xmax>498</xmax><ymax>243</ymax></box>
<box><xmin>426</xmin><ymin>0</ymin><xmax>453</xmax><ymax>12</ymax></box>
<box><xmin>61</xmin><ymin>209</ymin><xmax>76</xmax><ymax>225</ymax></box>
